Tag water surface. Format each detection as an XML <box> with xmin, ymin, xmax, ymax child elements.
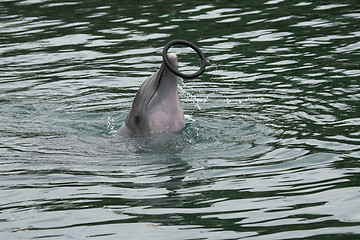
<box><xmin>1</xmin><ymin>0</ymin><xmax>360</xmax><ymax>239</ymax></box>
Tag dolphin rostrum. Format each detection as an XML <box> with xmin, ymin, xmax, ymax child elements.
<box><xmin>117</xmin><ymin>53</ymin><xmax>185</xmax><ymax>137</ymax></box>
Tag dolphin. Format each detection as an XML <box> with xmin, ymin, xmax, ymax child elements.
<box><xmin>117</xmin><ymin>53</ymin><xmax>185</xmax><ymax>137</ymax></box>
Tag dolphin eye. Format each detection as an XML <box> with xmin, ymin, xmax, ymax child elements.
<box><xmin>134</xmin><ymin>115</ymin><xmax>140</xmax><ymax>125</ymax></box>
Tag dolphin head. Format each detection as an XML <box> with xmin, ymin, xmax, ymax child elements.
<box><xmin>117</xmin><ymin>53</ymin><xmax>185</xmax><ymax>137</ymax></box>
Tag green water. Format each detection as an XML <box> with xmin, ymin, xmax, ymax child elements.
<box><xmin>1</xmin><ymin>0</ymin><xmax>360</xmax><ymax>239</ymax></box>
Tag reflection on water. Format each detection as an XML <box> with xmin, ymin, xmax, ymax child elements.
<box><xmin>1</xmin><ymin>0</ymin><xmax>360</xmax><ymax>239</ymax></box>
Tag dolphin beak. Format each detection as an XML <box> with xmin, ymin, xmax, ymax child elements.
<box><xmin>146</xmin><ymin>53</ymin><xmax>179</xmax><ymax>109</ymax></box>
<box><xmin>156</xmin><ymin>53</ymin><xmax>178</xmax><ymax>86</ymax></box>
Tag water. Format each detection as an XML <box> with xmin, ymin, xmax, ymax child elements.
<box><xmin>1</xmin><ymin>0</ymin><xmax>360</xmax><ymax>239</ymax></box>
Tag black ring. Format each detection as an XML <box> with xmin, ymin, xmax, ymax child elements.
<box><xmin>162</xmin><ymin>40</ymin><xmax>206</xmax><ymax>79</ymax></box>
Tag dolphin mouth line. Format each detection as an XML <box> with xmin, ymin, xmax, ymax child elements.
<box><xmin>146</xmin><ymin>64</ymin><xmax>166</xmax><ymax>110</ymax></box>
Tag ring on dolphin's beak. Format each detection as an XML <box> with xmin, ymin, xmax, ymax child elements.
<box><xmin>162</xmin><ymin>40</ymin><xmax>206</xmax><ymax>79</ymax></box>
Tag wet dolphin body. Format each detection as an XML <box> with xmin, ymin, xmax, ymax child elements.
<box><xmin>117</xmin><ymin>53</ymin><xmax>184</xmax><ymax>137</ymax></box>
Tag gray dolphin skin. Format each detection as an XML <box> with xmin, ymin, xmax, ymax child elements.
<box><xmin>117</xmin><ymin>53</ymin><xmax>185</xmax><ymax>137</ymax></box>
